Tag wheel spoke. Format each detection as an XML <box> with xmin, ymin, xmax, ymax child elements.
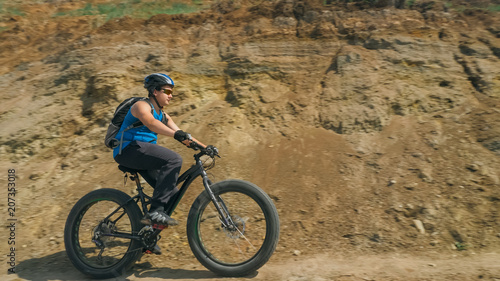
<box><xmin>232</xmin><ymin>236</ymin><xmax>248</xmax><ymax>258</ymax></box>
<box><xmin>235</xmin><ymin>226</ymin><xmax>257</xmax><ymax>251</ymax></box>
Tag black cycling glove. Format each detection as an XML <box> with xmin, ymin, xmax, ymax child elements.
<box><xmin>174</xmin><ymin>130</ymin><xmax>191</xmax><ymax>143</ymax></box>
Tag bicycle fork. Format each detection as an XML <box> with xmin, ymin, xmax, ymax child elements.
<box><xmin>201</xmin><ymin>170</ymin><xmax>237</xmax><ymax>230</ymax></box>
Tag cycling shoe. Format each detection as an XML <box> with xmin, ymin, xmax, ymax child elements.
<box><xmin>141</xmin><ymin>211</ymin><xmax>178</xmax><ymax>226</ymax></box>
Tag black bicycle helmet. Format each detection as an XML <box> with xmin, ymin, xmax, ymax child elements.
<box><xmin>144</xmin><ymin>73</ymin><xmax>175</xmax><ymax>95</ymax></box>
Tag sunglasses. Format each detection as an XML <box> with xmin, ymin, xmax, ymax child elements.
<box><xmin>161</xmin><ymin>88</ymin><xmax>173</xmax><ymax>95</ymax></box>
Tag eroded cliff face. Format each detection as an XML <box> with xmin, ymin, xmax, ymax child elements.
<box><xmin>0</xmin><ymin>0</ymin><xmax>499</xmax><ymax>266</ymax></box>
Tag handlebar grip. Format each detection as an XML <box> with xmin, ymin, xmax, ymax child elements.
<box><xmin>188</xmin><ymin>141</ymin><xmax>200</xmax><ymax>150</ymax></box>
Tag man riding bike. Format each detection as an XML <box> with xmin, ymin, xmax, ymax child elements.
<box><xmin>113</xmin><ymin>73</ymin><xmax>213</xmax><ymax>230</ymax></box>
<box><xmin>65</xmin><ymin>74</ymin><xmax>278</xmax><ymax>273</ymax></box>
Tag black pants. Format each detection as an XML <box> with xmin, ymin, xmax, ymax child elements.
<box><xmin>114</xmin><ymin>141</ymin><xmax>182</xmax><ymax>211</ymax></box>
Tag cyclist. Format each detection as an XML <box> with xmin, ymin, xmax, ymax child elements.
<box><xmin>113</xmin><ymin>73</ymin><xmax>209</xmax><ymax>228</ymax></box>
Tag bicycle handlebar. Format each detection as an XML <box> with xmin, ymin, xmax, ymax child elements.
<box><xmin>189</xmin><ymin>141</ymin><xmax>220</xmax><ymax>158</ymax></box>
<box><xmin>188</xmin><ymin>141</ymin><xmax>202</xmax><ymax>150</ymax></box>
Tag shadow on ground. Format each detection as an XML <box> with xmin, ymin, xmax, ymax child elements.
<box><xmin>14</xmin><ymin>251</ymin><xmax>253</xmax><ymax>281</ymax></box>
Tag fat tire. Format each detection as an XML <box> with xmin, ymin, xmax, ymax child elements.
<box><xmin>64</xmin><ymin>188</ymin><xmax>143</xmax><ymax>279</ymax></box>
<box><xmin>187</xmin><ymin>179</ymin><xmax>280</xmax><ymax>277</ymax></box>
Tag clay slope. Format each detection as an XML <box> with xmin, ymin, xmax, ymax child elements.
<box><xmin>0</xmin><ymin>0</ymin><xmax>499</xmax><ymax>279</ymax></box>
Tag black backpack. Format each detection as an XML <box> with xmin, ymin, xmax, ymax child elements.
<box><xmin>104</xmin><ymin>97</ymin><xmax>166</xmax><ymax>149</ymax></box>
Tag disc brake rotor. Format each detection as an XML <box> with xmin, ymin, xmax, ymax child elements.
<box><xmin>223</xmin><ymin>215</ymin><xmax>246</xmax><ymax>239</ymax></box>
<box><xmin>92</xmin><ymin>221</ymin><xmax>116</xmax><ymax>245</ymax></box>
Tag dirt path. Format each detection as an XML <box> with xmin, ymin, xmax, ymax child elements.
<box><xmin>4</xmin><ymin>252</ymin><xmax>500</xmax><ymax>281</ymax></box>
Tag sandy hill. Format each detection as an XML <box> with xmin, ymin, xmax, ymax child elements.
<box><xmin>0</xmin><ymin>0</ymin><xmax>499</xmax><ymax>280</ymax></box>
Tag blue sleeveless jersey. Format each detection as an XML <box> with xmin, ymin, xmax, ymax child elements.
<box><xmin>113</xmin><ymin>105</ymin><xmax>163</xmax><ymax>158</ymax></box>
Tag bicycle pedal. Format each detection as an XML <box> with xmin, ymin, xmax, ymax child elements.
<box><xmin>152</xmin><ymin>224</ymin><xmax>167</xmax><ymax>230</ymax></box>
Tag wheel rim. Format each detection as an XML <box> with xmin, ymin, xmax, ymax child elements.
<box><xmin>73</xmin><ymin>199</ymin><xmax>135</xmax><ymax>269</ymax></box>
<box><xmin>196</xmin><ymin>190</ymin><xmax>268</xmax><ymax>265</ymax></box>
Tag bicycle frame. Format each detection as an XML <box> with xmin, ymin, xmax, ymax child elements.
<box><xmin>101</xmin><ymin>151</ymin><xmax>233</xmax><ymax>241</ymax></box>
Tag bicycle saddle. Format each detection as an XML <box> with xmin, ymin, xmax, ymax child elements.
<box><xmin>118</xmin><ymin>165</ymin><xmax>144</xmax><ymax>174</ymax></box>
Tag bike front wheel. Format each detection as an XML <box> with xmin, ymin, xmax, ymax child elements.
<box><xmin>64</xmin><ymin>188</ymin><xmax>143</xmax><ymax>279</ymax></box>
<box><xmin>187</xmin><ymin>179</ymin><xmax>280</xmax><ymax>277</ymax></box>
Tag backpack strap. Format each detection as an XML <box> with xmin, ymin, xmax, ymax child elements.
<box><xmin>143</xmin><ymin>97</ymin><xmax>169</xmax><ymax>125</ymax></box>
<box><xmin>161</xmin><ymin>111</ymin><xmax>168</xmax><ymax>125</ymax></box>
<box><xmin>118</xmin><ymin>120</ymin><xmax>143</xmax><ymax>155</ymax></box>
<box><xmin>144</xmin><ymin>98</ymin><xmax>155</xmax><ymax>116</ymax></box>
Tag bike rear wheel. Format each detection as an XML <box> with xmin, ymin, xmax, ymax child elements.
<box><xmin>187</xmin><ymin>179</ymin><xmax>280</xmax><ymax>277</ymax></box>
<box><xmin>64</xmin><ymin>188</ymin><xmax>143</xmax><ymax>279</ymax></box>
